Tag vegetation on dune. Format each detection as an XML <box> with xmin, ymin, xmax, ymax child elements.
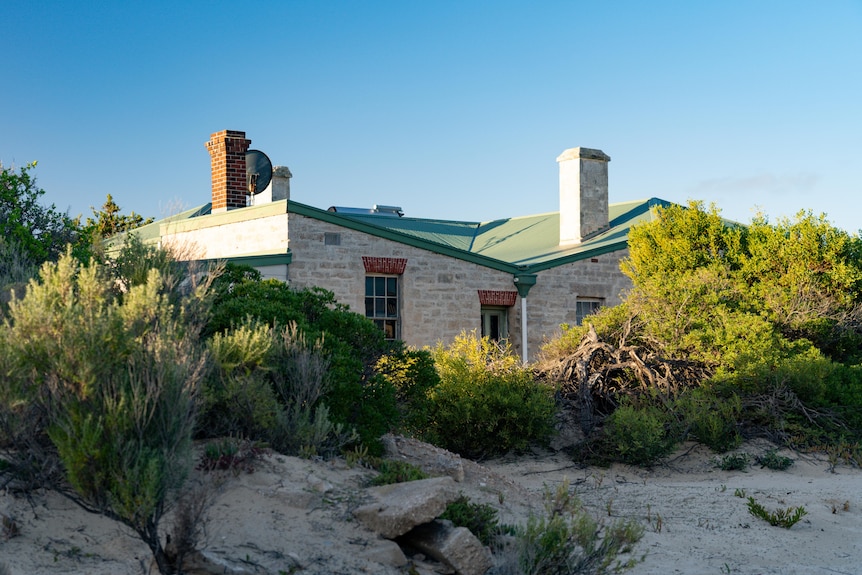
<box><xmin>539</xmin><ymin>201</ymin><xmax>862</xmax><ymax>465</ymax></box>
<box><xmin>0</xmin><ymin>242</ymin><xmax>215</xmax><ymax>574</ymax></box>
<box><xmin>4</xmin><ymin>160</ymin><xmax>861</xmax><ymax>573</ymax></box>
<box><xmin>422</xmin><ymin>331</ymin><xmax>556</xmax><ymax>459</ymax></box>
<box><xmin>202</xmin><ymin>265</ymin><xmax>403</xmax><ymax>455</ymax></box>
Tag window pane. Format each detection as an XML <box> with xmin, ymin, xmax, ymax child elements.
<box><xmin>386</xmin><ymin>277</ymin><xmax>397</xmax><ymax>296</ymax></box>
<box><xmin>375</xmin><ymin>277</ymin><xmax>385</xmax><ymax>295</ymax></box>
<box><xmin>383</xmin><ymin>320</ymin><xmax>396</xmax><ymax>340</ymax></box>
<box><xmin>374</xmin><ymin>297</ymin><xmax>385</xmax><ymax>317</ymax></box>
<box><xmin>365</xmin><ymin>297</ymin><xmax>374</xmax><ymax>317</ymax></box>
<box><xmin>365</xmin><ymin>277</ymin><xmax>373</xmax><ymax>296</ymax></box>
<box><xmin>489</xmin><ymin>314</ymin><xmax>500</xmax><ymax>341</ymax></box>
<box><xmin>576</xmin><ymin>300</ymin><xmax>603</xmax><ymax>325</ymax></box>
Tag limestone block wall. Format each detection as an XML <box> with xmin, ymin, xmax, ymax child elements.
<box><xmin>529</xmin><ymin>251</ymin><xmax>631</xmax><ymax>357</ymax></box>
<box><xmin>286</xmin><ymin>213</ymin><xmax>633</xmax><ymax>361</ymax></box>
<box><xmin>156</xmin><ymin>206</ymin><xmax>632</xmax><ymax>361</ymax></box>
<box><xmin>286</xmin><ymin>213</ymin><xmax>518</xmax><ymax>352</ymax></box>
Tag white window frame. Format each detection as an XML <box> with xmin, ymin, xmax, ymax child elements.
<box><xmin>365</xmin><ymin>274</ymin><xmax>399</xmax><ymax>340</ymax></box>
<box><xmin>480</xmin><ymin>306</ymin><xmax>509</xmax><ymax>342</ymax></box>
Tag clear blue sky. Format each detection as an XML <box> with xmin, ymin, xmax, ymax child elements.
<box><xmin>3</xmin><ymin>1</ymin><xmax>860</xmax><ymax>232</ymax></box>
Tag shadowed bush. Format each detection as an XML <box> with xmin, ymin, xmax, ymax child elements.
<box><xmin>203</xmin><ymin>265</ymin><xmax>400</xmax><ymax>454</ymax></box>
<box><xmin>499</xmin><ymin>480</ymin><xmax>643</xmax><ymax>575</ymax></box>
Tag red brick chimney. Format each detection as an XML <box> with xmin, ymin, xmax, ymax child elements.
<box><xmin>205</xmin><ymin>130</ymin><xmax>251</xmax><ymax>212</ymax></box>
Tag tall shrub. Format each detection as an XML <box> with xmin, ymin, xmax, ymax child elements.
<box><xmin>540</xmin><ymin>201</ymin><xmax>862</xmax><ymax>461</ymax></box>
<box><xmin>0</xmin><ymin>249</ymin><xmax>210</xmax><ymax>574</ymax></box>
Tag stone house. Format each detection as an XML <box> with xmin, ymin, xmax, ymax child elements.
<box><xmin>136</xmin><ymin>130</ymin><xmax>667</xmax><ymax>361</ymax></box>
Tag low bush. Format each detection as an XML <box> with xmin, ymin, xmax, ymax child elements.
<box><xmin>196</xmin><ymin>438</ymin><xmax>265</xmax><ymax>475</ymax></box>
<box><xmin>325</xmin><ymin>374</ymin><xmax>397</xmax><ymax>456</ymax></box>
<box><xmin>605</xmin><ymin>403</ymin><xmax>678</xmax><ymax>466</ymax></box>
<box><xmin>0</xmin><ymin>248</ymin><xmax>212</xmax><ymax>574</ymax></box>
<box><xmin>674</xmin><ymin>387</ymin><xmax>742</xmax><ymax>453</ymax></box>
<box><xmin>201</xmin><ymin>318</ymin><xmax>358</xmax><ymax>458</ymax></box>
<box><xmin>756</xmin><ymin>449</ymin><xmax>794</xmax><ymax>471</ymax></box>
<box><xmin>424</xmin><ymin>332</ymin><xmax>556</xmax><ymax>459</ymax></box>
<box><xmin>375</xmin><ymin>347</ymin><xmax>439</xmax><ymax>435</ymax></box>
<box><xmin>715</xmin><ymin>453</ymin><xmax>749</xmax><ymax>471</ymax></box>
<box><xmin>507</xmin><ymin>480</ymin><xmax>643</xmax><ymax>575</ymax></box>
<box><xmin>367</xmin><ymin>458</ymin><xmax>429</xmax><ymax>486</ymax></box>
<box><xmin>746</xmin><ymin>497</ymin><xmax>807</xmax><ymax>528</ymax></box>
<box><xmin>440</xmin><ymin>494</ymin><xmax>501</xmax><ymax>546</ymax></box>
<box><xmin>204</xmin><ymin>266</ymin><xmax>401</xmax><ymax>454</ymax></box>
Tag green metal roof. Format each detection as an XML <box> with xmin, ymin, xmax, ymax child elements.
<box><xmin>133</xmin><ymin>197</ymin><xmax>669</xmax><ymax>274</ymax></box>
<box><xmin>107</xmin><ymin>204</ymin><xmax>212</xmax><ymax>249</ymax></box>
<box><xmin>320</xmin><ymin>198</ymin><xmax>669</xmax><ymax>273</ymax></box>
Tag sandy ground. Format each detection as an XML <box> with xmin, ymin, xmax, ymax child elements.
<box><xmin>1</xmin><ymin>439</ymin><xmax>861</xmax><ymax>575</ymax></box>
<box><xmin>483</xmin><ymin>440</ymin><xmax>862</xmax><ymax>575</ymax></box>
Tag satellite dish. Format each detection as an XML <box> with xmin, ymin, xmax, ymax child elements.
<box><xmin>245</xmin><ymin>150</ymin><xmax>273</xmax><ymax>195</ymax></box>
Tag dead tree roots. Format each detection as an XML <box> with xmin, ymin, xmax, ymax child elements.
<box><xmin>538</xmin><ymin>323</ymin><xmax>711</xmax><ymax>435</ymax></box>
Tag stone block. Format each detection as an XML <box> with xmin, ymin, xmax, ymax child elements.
<box><xmin>401</xmin><ymin>520</ymin><xmax>492</xmax><ymax>575</ymax></box>
<box><xmin>353</xmin><ymin>477</ymin><xmax>459</xmax><ymax>539</ymax></box>
<box><xmin>382</xmin><ymin>434</ymin><xmax>465</xmax><ymax>482</ymax></box>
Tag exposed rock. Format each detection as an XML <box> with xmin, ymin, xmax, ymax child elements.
<box><xmin>353</xmin><ymin>476</ymin><xmax>459</xmax><ymax>538</ymax></box>
<box><xmin>402</xmin><ymin>520</ymin><xmax>492</xmax><ymax>575</ymax></box>
<box><xmin>306</xmin><ymin>473</ymin><xmax>334</xmax><ymax>493</ymax></box>
<box><xmin>178</xmin><ymin>549</ymin><xmax>263</xmax><ymax>575</ymax></box>
<box><xmin>358</xmin><ymin>538</ymin><xmax>409</xmax><ymax>568</ymax></box>
<box><xmin>383</xmin><ymin>434</ymin><xmax>465</xmax><ymax>482</ymax></box>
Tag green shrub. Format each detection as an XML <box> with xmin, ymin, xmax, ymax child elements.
<box><xmin>268</xmin><ymin>323</ymin><xmax>357</xmax><ymax>457</ymax></box>
<box><xmin>440</xmin><ymin>494</ymin><xmax>500</xmax><ymax>546</ymax></box>
<box><xmin>0</xmin><ymin>238</ymin><xmax>38</xmax><ymax>315</ymax></box>
<box><xmin>199</xmin><ymin>372</ymin><xmax>279</xmax><ymax>440</ymax></box>
<box><xmin>196</xmin><ymin>438</ymin><xmax>264</xmax><ymax>474</ymax></box>
<box><xmin>201</xmin><ymin>317</ymin><xmax>358</xmax><ymax>458</ymax></box>
<box><xmin>606</xmin><ymin>404</ymin><xmax>677</xmax><ymax>466</ymax></box>
<box><xmin>375</xmin><ymin>347</ymin><xmax>439</xmax><ymax>435</ymax></box>
<box><xmin>425</xmin><ymin>332</ymin><xmax>555</xmax><ymax>459</ymax></box>
<box><xmin>512</xmin><ymin>480</ymin><xmax>643</xmax><ymax>575</ymax></box>
<box><xmin>746</xmin><ymin>497</ymin><xmax>807</xmax><ymax>528</ymax></box>
<box><xmin>674</xmin><ymin>387</ymin><xmax>742</xmax><ymax>452</ymax></box>
<box><xmin>325</xmin><ymin>374</ymin><xmax>398</xmax><ymax>456</ymax></box>
<box><xmin>367</xmin><ymin>458</ymin><xmax>429</xmax><ymax>485</ymax></box>
<box><xmin>0</xmin><ymin>249</ymin><xmax>210</xmax><ymax>574</ymax></box>
<box><xmin>208</xmin><ymin>318</ymin><xmax>273</xmax><ymax>374</ymax></box>
<box><xmin>204</xmin><ymin>268</ymin><xmax>400</xmax><ymax>453</ymax></box>
<box><xmin>200</xmin><ymin>318</ymin><xmax>279</xmax><ymax>439</ymax></box>
<box><xmin>756</xmin><ymin>449</ymin><xmax>794</xmax><ymax>471</ymax></box>
<box><xmin>715</xmin><ymin>453</ymin><xmax>749</xmax><ymax>471</ymax></box>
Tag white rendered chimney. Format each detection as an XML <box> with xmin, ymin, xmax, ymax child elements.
<box><xmin>557</xmin><ymin>147</ymin><xmax>610</xmax><ymax>245</ymax></box>
<box><xmin>255</xmin><ymin>165</ymin><xmax>292</xmax><ymax>204</ymax></box>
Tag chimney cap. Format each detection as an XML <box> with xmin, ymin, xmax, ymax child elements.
<box><xmin>556</xmin><ymin>147</ymin><xmax>611</xmax><ymax>163</ymax></box>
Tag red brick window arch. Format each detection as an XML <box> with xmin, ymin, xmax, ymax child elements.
<box><xmin>362</xmin><ymin>257</ymin><xmax>407</xmax><ymax>274</ymax></box>
<box><xmin>478</xmin><ymin>290</ymin><xmax>517</xmax><ymax>342</ymax></box>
